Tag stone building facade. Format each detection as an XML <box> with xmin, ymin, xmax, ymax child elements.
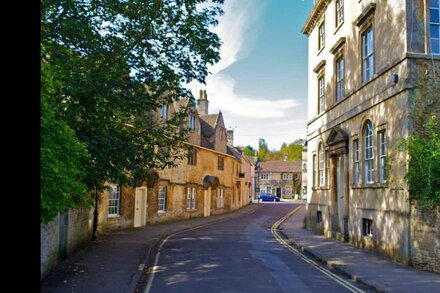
<box><xmin>257</xmin><ymin>160</ymin><xmax>301</xmax><ymax>199</ymax></box>
<box><xmin>302</xmin><ymin>0</ymin><xmax>439</xmax><ymax>272</ymax></box>
<box><xmin>96</xmin><ymin>90</ymin><xmax>251</xmax><ymax>228</ymax></box>
<box><xmin>41</xmin><ymin>90</ymin><xmax>253</xmax><ymax>279</ymax></box>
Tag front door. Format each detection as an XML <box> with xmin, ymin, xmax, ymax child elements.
<box><xmin>134</xmin><ymin>187</ymin><xmax>147</xmax><ymax>227</ymax></box>
<box><xmin>204</xmin><ymin>188</ymin><xmax>211</xmax><ymax>217</ymax></box>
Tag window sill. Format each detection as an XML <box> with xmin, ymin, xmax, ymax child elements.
<box><xmin>186</xmin><ymin>208</ymin><xmax>197</xmax><ymax>212</ymax></box>
<box><xmin>334</xmin><ymin>22</ymin><xmax>344</xmax><ymax>34</ymax></box>
<box><xmin>312</xmin><ymin>187</ymin><xmax>330</xmax><ymax>191</ymax></box>
<box><xmin>108</xmin><ymin>214</ymin><xmax>121</xmax><ymax>219</ymax></box>
<box><xmin>157</xmin><ymin>211</ymin><xmax>167</xmax><ymax>215</ymax></box>
<box><xmin>317</xmin><ymin>46</ymin><xmax>325</xmax><ymax>56</ymax></box>
<box><xmin>352</xmin><ymin>183</ymin><xmax>387</xmax><ymax>189</ymax></box>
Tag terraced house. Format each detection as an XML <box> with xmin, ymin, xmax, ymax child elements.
<box><xmin>257</xmin><ymin>160</ymin><xmax>302</xmax><ymax>199</ymax></box>
<box><xmin>302</xmin><ymin>0</ymin><xmax>439</xmax><ymax>272</ymax></box>
<box><xmin>41</xmin><ymin>90</ymin><xmax>253</xmax><ymax>278</ymax></box>
<box><xmin>96</xmin><ymin>90</ymin><xmax>251</xmax><ymax>229</ymax></box>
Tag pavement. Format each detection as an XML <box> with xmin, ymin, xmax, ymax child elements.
<box><xmin>41</xmin><ymin>203</ymin><xmax>440</xmax><ymax>293</ymax></box>
<box><xmin>278</xmin><ymin>205</ymin><xmax>440</xmax><ymax>293</ymax></box>
<box><xmin>41</xmin><ymin>203</ymin><xmax>261</xmax><ymax>293</ymax></box>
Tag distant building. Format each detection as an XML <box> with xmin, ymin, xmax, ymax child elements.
<box><xmin>301</xmin><ymin>141</ymin><xmax>308</xmax><ymax>200</ymax></box>
<box><xmin>257</xmin><ymin>160</ymin><xmax>301</xmax><ymax>199</ymax></box>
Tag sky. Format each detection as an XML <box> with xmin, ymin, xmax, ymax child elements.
<box><xmin>190</xmin><ymin>0</ymin><xmax>314</xmax><ymax>151</ymax></box>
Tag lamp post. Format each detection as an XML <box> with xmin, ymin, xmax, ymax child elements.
<box><xmin>254</xmin><ymin>160</ymin><xmax>260</xmax><ymax>202</ymax></box>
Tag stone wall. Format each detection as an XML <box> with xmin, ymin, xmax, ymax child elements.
<box><xmin>41</xmin><ymin>215</ymin><xmax>60</xmax><ymax>279</ymax></box>
<box><xmin>67</xmin><ymin>205</ymin><xmax>92</xmax><ymax>254</ymax></box>
<box><xmin>410</xmin><ymin>204</ymin><xmax>440</xmax><ymax>273</ymax></box>
<box><xmin>40</xmin><ymin>206</ymin><xmax>92</xmax><ymax>279</ymax></box>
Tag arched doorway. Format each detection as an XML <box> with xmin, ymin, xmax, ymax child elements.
<box><xmin>326</xmin><ymin>126</ymin><xmax>349</xmax><ymax>241</ymax></box>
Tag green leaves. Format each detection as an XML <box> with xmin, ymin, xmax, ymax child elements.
<box><xmin>41</xmin><ymin>0</ymin><xmax>223</xmax><ymax>223</ymax></box>
<box><xmin>256</xmin><ymin>139</ymin><xmax>304</xmax><ymax>161</ymax></box>
<box><xmin>41</xmin><ymin>67</ymin><xmax>90</xmax><ymax>223</ymax></box>
<box><xmin>403</xmin><ymin>115</ymin><xmax>440</xmax><ymax>210</ymax></box>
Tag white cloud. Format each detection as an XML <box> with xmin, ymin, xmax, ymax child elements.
<box><xmin>206</xmin><ymin>74</ymin><xmax>299</xmax><ymax>118</ymax></box>
<box><xmin>190</xmin><ymin>0</ymin><xmax>306</xmax><ymax>149</ymax></box>
<box><xmin>209</xmin><ymin>0</ymin><xmax>266</xmax><ymax>75</ymax></box>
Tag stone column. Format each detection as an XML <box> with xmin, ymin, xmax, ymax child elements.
<box><xmin>330</xmin><ymin>155</ymin><xmax>338</xmax><ymax>233</ymax></box>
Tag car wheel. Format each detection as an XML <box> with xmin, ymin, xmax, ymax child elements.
<box><xmin>273</xmin><ymin>198</ymin><xmax>276</xmax><ymax>202</ymax></box>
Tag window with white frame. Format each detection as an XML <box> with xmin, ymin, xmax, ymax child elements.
<box><xmin>313</xmin><ymin>154</ymin><xmax>317</xmax><ymax>187</ymax></box>
<box><xmin>186</xmin><ymin>187</ymin><xmax>197</xmax><ymax>210</ymax></box>
<box><xmin>318</xmin><ymin>21</ymin><xmax>325</xmax><ymax>50</ymax></box>
<box><xmin>282</xmin><ymin>173</ymin><xmax>292</xmax><ymax>180</ymax></box>
<box><xmin>336</xmin><ymin>56</ymin><xmax>344</xmax><ymax>101</ymax></box>
<box><xmin>318</xmin><ymin>145</ymin><xmax>324</xmax><ymax>187</ymax></box>
<box><xmin>266</xmin><ymin>186</ymin><xmax>272</xmax><ymax>193</ymax></box>
<box><xmin>362</xmin><ymin>26</ymin><xmax>374</xmax><ymax>82</ymax></box>
<box><xmin>379</xmin><ymin>130</ymin><xmax>387</xmax><ymax>183</ymax></box>
<box><xmin>260</xmin><ymin>173</ymin><xmax>268</xmax><ymax>180</ymax></box>
<box><xmin>160</xmin><ymin>104</ymin><xmax>168</xmax><ymax>120</ymax></box>
<box><xmin>335</xmin><ymin>0</ymin><xmax>344</xmax><ymax>27</ymax></box>
<box><xmin>326</xmin><ymin>151</ymin><xmax>330</xmax><ymax>188</ymax></box>
<box><xmin>188</xmin><ymin>115</ymin><xmax>196</xmax><ymax>131</ymax></box>
<box><xmin>108</xmin><ymin>184</ymin><xmax>120</xmax><ymax>217</ymax></box>
<box><xmin>217</xmin><ymin>188</ymin><xmax>224</xmax><ymax>208</ymax></box>
<box><xmin>318</xmin><ymin>75</ymin><xmax>325</xmax><ymax>114</ymax></box>
<box><xmin>158</xmin><ymin>186</ymin><xmax>167</xmax><ymax>212</ymax></box>
<box><xmin>364</xmin><ymin>121</ymin><xmax>374</xmax><ymax>184</ymax></box>
<box><xmin>430</xmin><ymin>0</ymin><xmax>440</xmax><ymax>54</ymax></box>
<box><xmin>353</xmin><ymin>139</ymin><xmax>360</xmax><ymax>185</ymax></box>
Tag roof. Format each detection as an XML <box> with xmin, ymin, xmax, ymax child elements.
<box><xmin>199</xmin><ymin>117</ymin><xmax>215</xmax><ymax>138</ymax></box>
<box><xmin>199</xmin><ymin>112</ymin><xmax>227</xmax><ymax>152</ymax></box>
<box><xmin>258</xmin><ymin>160</ymin><xmax>301</xmax><ymax>173</ymax></box>
<box><xmin>200</xmin><ymin>135</ymin><xmax>215</xmax><ymax>150</ymax></box>
<box><xmin>301</xmin><ymin>0</ymin><xmax>329</xmax><ymax>35</ymax></box>
<box><xmin>200</xmin><ymin>114</ymin><xmax>219</xmax><ymax>127</ymax></box>
<box><xmin>227</xmin><ymin>145</ymin><xmax>242</xmax><ymax>160</ymax></box>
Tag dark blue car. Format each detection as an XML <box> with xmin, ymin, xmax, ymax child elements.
<box><xmin>259</xmin><ymin>193</ymin><xmax>280</xmax><ymax>202</ymax></box>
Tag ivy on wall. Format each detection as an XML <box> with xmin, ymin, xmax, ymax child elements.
<box><xmin>402</xmin><ymin>68</ymin><xmax>440</xmax><ymax>210</ymax></box>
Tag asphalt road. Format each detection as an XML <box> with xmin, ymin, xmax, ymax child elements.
<box><xmin>146</xmin><ymin>202</ymin><xmax>357</xmax><ymax>293</ymax></box>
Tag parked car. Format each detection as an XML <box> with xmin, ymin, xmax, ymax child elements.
<box><xmin>259</xmin><ymin>193</ymin><xmax>280</xmax><ymax>202</ymax></box>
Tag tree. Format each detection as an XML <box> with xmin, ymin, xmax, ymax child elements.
<box><xmin>41</xmin><ymin>0</ymin><xmax>224</xmax><ymax>229</ymax></box>
<box><xmin>279</xmin><ymin>142</ymin><xmax>303</xmax><ymax>161</ymax></box>
<box><xmin>258</xmin><ymin>138</ymin><xmax>269</xmax><ymax>161</ymax></box>
<box><xmin>242</xmin><ymin>145</ymin><xmax>256</xmax><ymax>157</ymax></box>
<box><xmin>41</xmin><ymin>61</ymin><xmax>90</xmax><ymax>224</ymax></box>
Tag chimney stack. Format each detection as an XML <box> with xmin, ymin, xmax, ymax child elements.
<box><xmin>197</xmin><ymin>90</ymin><xmax>209</xmax><ymax>115</ymax></box>
<box><xmin>227</xmin><ymin>129</ymin><xmax>234</xmax><ymax>146</ymax></box>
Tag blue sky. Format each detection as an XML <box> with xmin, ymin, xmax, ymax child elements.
<box><xmin>191</xmin><ymin>0</ymin><xmax>314</xmax><ymax>150</ymax></box>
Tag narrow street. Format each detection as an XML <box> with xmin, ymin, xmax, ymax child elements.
<box><xmin>144</xmin><ymin>203</ymin><xmax>363</xmax><ymax>293</ymax></box>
